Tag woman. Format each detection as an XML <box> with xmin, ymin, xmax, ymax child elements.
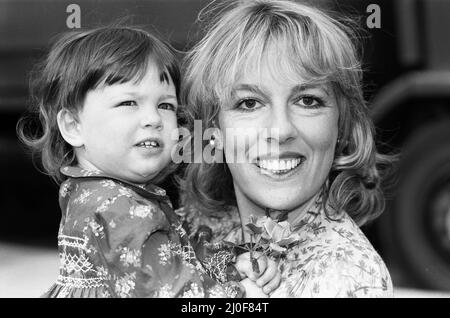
<box><xmin>177</xmin><ymin>0</ymin><xmax>394</xmax><ymax>297</ymax></box>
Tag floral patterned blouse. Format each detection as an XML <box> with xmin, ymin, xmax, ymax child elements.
<box><xmin>177</xmin><ymin>192</ymin><xmax>394</xmax><ymax>298</ymax></box>
<box><xmin>43</xmin><ymin>166</ymin><xmax>234</xmax><ymax>298</ymax></box>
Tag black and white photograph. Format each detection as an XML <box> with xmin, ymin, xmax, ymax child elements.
<box><xmin>1</xmin><ymin>0</ymin><xmax>450</xmax><ymax>299</ymax></box>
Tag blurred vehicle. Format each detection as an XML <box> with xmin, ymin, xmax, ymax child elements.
<box><xmin>1</xmin><ymin>0</ymin><xmax>449</xmax><ymax>291</ymax></box>
<box><xmin>369</xmin><ymin>0</ymin><xmax>450</xmax><ymax>291</ymax></box>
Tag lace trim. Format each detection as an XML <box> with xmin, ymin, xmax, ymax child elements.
<box><xmin>56</xmin><ymin>275</ymin><xmax>106</xmax><ymax>289</ymax></box>
<box><xmin>56</xmin><ymin>234</ymin><xmax>108</xmax><ymax>290</ymax></box>
<box><xmin>61</xmin><ymin>251</ymin><xmax>94</xmax><ymax>274</ymax></box>
<box><xmin>202</xmin><ymin>249</ymin><xmax>234</xmax><ymax>284</ymax></box>
<box><xmin>58</xmin><ymin>234</ymin><xmax>90</xmax><ymax>252</ymax></box>
<box><xmin>158</xmin><ymin>241</ymin><xmax>198</xmax><ymax>265</ymax></box>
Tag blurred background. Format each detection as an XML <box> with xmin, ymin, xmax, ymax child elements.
<box><xmin>1</xmin><ymin>0</ymin><xmax>450</xmax><ymax>297</ymax></box>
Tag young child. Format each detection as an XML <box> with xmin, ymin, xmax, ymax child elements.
<box><xmin>17</xmin><ymin>25</ymin><xmax>279</xmax><ymax>298</ymax></box>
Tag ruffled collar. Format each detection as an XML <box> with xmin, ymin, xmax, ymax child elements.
<box><xmin>225</xmin><ymin>190</ymin><xmax>325</xmax><ymax>245</ymax></box>
<box><xmin>262</xmin><ymin>190</ymin><xmax>323</xmax><ymax>232</ymax></box>
<box><xmin>60</xmin><ymin>166</ymin><xmax>168</xmax><ymax>198</ymax></box>
<box><xmin>289</xmin><ymin>191</ymin><xmax>324</xmax><ymax>232</ymax></box>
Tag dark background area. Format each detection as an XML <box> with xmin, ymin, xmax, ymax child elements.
<box><xmin>1</xmin><ymin>0</ymin><xmax>450</xmax><ymax>292</ymax></box>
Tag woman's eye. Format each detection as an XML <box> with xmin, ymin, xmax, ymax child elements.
<box><xmin>236</xmin><ymin>99</ymin><xmax>261</xmax><ymax>111</ymax></box>
<box><xmin>158</xmin><ymin>103</ymin><xmax>176</xmax><ymax>111</ymax></box>
<box><xmin>118</xmin><ymin>100</ymin><xmax>137</xmax><ymax>107</ymax></box>
<box><xmin>296</xmin><ymin>96</ymin><xmax>324</xmax><ymax>108</ymax></box>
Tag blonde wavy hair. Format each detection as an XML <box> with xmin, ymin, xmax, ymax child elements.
<box><xmin>181</xmin><ymin>0</ymin><xmax>393</xmax><ymax>226</ymax></box>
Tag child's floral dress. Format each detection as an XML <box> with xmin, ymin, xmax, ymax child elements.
<box><xmin>43</xmin><ymin>166</ymin><xmax>236</xmax><ymax>298</ymax></box>
<box><xmin>177</xmin><ymin>192</ymin><xmax>394</xmax><ymax>298</ymax></box>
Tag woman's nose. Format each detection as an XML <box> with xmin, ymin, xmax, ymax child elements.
<box><xmin>140</xmin><ymin>105</ymin><xmax>163</xmax><ymax>130</ymax></box>
<box><xmin>267</xmin><ymin>105</ymin><xmax>297</xmax><ymax>144</ymax></box>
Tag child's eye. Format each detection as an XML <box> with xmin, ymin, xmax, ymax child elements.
<box><xmin>118</xmin><ymin>100</ymin><xmax>138</xmax><ymax>107</ymax></box>
<box><xmin>158</xmin><ymin>103</ymin><xmax>176</xmax><ymax>111</ymax></box>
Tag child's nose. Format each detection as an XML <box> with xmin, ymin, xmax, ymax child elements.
<box><xmin>140</xmin><ymin>105</ymin><xmax>163</xmax><ymax>130</ymax></box>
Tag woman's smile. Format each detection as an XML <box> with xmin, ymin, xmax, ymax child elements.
<box><xmin>254</xmin><ymin>153</ymin><xmax>306</xmax><ymax>178</ymax></box>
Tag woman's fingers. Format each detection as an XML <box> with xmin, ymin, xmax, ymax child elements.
<box><xmin>244</xmin><ymin>252</ymin><xmax>268</xmax><ymax>281</ymax></box>
<box><xmin>240</xmin><ymin>278</ymin><xmax>268</xmax><ymax>298</ymax></box>
<box><xmin>256</xmin><ymin>258</ymin><xmax>278</xmax><ymax>287</ymax></box>
<box><xmin>262</xmin><ymin>272</ymin><xmax>281</xmax><ymax>295</ymax></box>
<box><xmin>235</xmin><ymin>252</ymin><xmax>268</xmax><ymax>281</ymax></box>
<box><xmin>254</xmin><ymin>253</ymin><xmax>267</xmax><ymax>277</ymax></box>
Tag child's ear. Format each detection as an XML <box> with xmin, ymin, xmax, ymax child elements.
<box><xmin>57</xmin><ymin>109</ymin><xmax>84</xmax><ymax>147</ymax></box>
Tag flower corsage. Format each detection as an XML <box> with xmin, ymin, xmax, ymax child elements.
<box><xmin>227</xmin><ymin>215</ymin><xmax>304</xmax><ymax>273</ymax></box>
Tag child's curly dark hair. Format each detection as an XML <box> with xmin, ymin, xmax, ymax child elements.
<box><xmin>17</xmin><ymin>25</ymin><xmax>181</xmax><ymax>183</ymax></box>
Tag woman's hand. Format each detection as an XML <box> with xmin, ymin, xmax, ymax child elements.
<box><xmin>234</xmin><ymin>252</ymin><xmax>281</xmax><ymax>296</ymax></box>
<box><xmin>240</xmin><ymin>278</ymin><xmax>267</xmax><ymax>298</ymax></box>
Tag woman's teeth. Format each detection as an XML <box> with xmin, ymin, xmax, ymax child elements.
<box><xmin>138</xmin><ymin>140</ymin><xmax>159</xmax><ymax>148</ymax></box>
<box><xmin>257</xmin><ymin>158</ymin><xmax>303</xmax><ymax>174</ymax></box>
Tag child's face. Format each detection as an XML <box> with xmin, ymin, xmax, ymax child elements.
<box><xmin>76</xmin><ymin>62</ymin><xmax>178</xmax><ymax>183</ymax></box>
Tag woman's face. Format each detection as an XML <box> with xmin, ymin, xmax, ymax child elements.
<box><xmin>218</xmin><ymin>64</ymin><xmax>339</xmax><ymax>212</ymax></box>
